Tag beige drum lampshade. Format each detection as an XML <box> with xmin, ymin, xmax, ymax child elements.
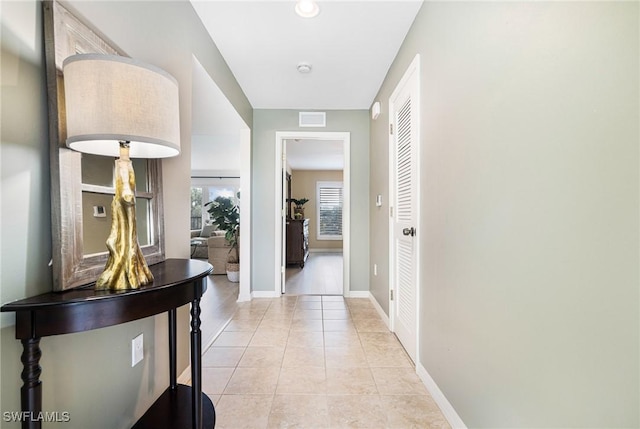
<box><xmin>62</xmin><ymin>54</ymin><xmax>180</xmax><ymax>158</ymax></box>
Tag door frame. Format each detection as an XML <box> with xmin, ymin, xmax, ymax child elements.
<box><xmin>274</xmin><ymin>131</ymin><xmax>351</xmax><ymax>296</ymax></box>
<box><xmin>388</xmin><ymin>54</ymin><xmax>421</xmax><ymax>362</ymax></box>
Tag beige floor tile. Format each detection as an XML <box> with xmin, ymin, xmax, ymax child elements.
<box><xmin>282</xmin><ymin>346</ymin><xmax>325</xmax><ymax>368</ymax></box>
<box><xmin>238</xmin><ymin>346</ymin><xmax>285</xmax><ymax>368</ymax></box>
<box><xmin>323</xmin><ymin>309</ymin><xmax>350</xmax><ymax>320</ymax></box>
<box><xmin>358</xmin><ymin>332</ymin><xmax>403</xmax><ymax>350</ymax></box>
<box><xmin>323</xmin><ymin>319</ymin><xmax>357</xmax><ymax>332</ymax></box>
<box><xmin>290</xmin><ymin>319</ymin><xmax>324</xmax><ymax>332</ymax></box>
<box><xmin>326</xmin><ymin>394</ymin><xmax>387</xmax><ymax>428</ymax></box>
<box><xmin>324</xmin><ymin>331</ymin><xmax>361</xmax><ymax>348</ymax></box>
<box><xmin>210</xmin><ymin>394</ymin><xmax>221</xmax><ymax>406</ymax></box>
<box><xmin>322</xmin><ymin>296</ymin><xmax>346</xmax><ymax>302</ymax></box>
<box><xmin>325</xmin><ymin>346</ymin><xmax>368</xmax><ymax>368</ymax></box>
<box><xmin>298</xmin><ymin>295</ymin><xmax>322</xmax><ymax>301</ymax></box>
<box><xmin>233</xmin><ymin>307</ymin><xmax>268</xmax><ymax>320</ymax></box>
<box><xmin>262</xmin><ymin>312</ymin><xmax>295</xmax><ymax>322</ymax></box>
<box><xmin>287</xmin><ymin>330</ymin><xmax>324</xmax><ymax>347</ymax></box>
<box><xmin>382</xmin><ymin>395</ymin><xmax>451</xmax><ymax>429</ymax></box>
<box><xmin>349</xmin><ymin>308</ymin><xmax>380</xmax><ymax>320</ymax></box>
<box><xmin>326</xmin><ymin>367</ymin><xmax>378</xmax><ymax>395</ymax></box>
<box><xmin>293</xmin><ymin>309</ymin><xmax>323</xmax><ymax>320</ymax></box>
<box><xmin>224</xmin><ymin>367</ymin><xmax>280</xmax><ymax>394</ymax></box>
<box><xmin>212</xmin><ymin>331</ymin><xmax>254</xmax><ymax>347</ymax></box>
<box><xmin>345</xmin><ymin>298</ymin><xmax>373</xmax><ymax>308</ymax></box>
<box><xmin>202</xmin><ymin>346</ymin><xmax>245</xmax><ymax>367</ymax></box>
<box><xmin>277</xmin><ymin>366</ymin><xmax>327</xmax><ymax>394</ymax></box>
<box><xmin>297</xmin><ymin>300</ymin><xmax>323</xmax><ymax>310</ymax></box>
<box><xmin>249</xmin><ymin>328</ymin><xmax>290</xmax><ymax>347</ymax></box>
<box><xmin>259</xmin><ymin>318</ymin><xmax>292</xmax><ymax>331</ymax></box>
<box><xmin>267</xmin><ymin>394</ymin><xmax>330</xmax><ymax>429</ymax></box>
<box><xmin>224</xmin><ymin>318</ymin><xmax>261</xmax><ymax>332</ymax></box>
<box><xmin>215</xmin><ymin>394</ymin><xmax>273</xmax><ymax>429</ymax></box>
<box><xmin>353</xmin><ymin>318</ymin><xmax>389</xmax><ymax>333</ymax></box>
<box><xmin>322</xmin><ymin>301</ymin><xmax>347</xmax><ymax>310</ymax></box>
<box><xmin>370</xmin><ymin>368</ymin><xmax>428</xmax><ymax>395</ymax></box>
<box><xmin>364</xmin><ymin>346</ymin><xmax>413</xmax><ymax>368</ymax></box>
<box><xmin>202</xmin><ymin>367</ymin><xmax>234</xmax><ymax>395</ymax></box>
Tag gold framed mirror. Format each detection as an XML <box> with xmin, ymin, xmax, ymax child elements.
<box><xmin>44</xmin><ymin>1</ymin><xmax>165</xmax><ymax>291</ymax></box>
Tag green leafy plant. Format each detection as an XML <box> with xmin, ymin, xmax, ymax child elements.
<box><xmin>204</xmin><ymin>196</ymin><xmax>239</xmax><ymax>263</ymax></box>
<box><xmin>290</xmin><ymin>198</ymin><xmax>309</xmax><ymax>209</ymax></box>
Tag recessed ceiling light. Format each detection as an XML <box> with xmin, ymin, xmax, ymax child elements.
<box><xmin>297</xmin><ymin>62</ymin><xmax>312</xmax><ymax>73</ymax></box>
<box><xmin>295</xmin><ymin>0</ymin><xmax>320</xmax><ymax>18</ymax></box>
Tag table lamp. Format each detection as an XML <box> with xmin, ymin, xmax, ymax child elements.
<box><xmin>62</xmin><ymin>54</ymin><xmax>180</xmax><ymax>290</ymax></box>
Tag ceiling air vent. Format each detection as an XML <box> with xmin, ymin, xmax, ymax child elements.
<box><xmin>299</xmin><ymin>112</ymin><xmax>326</xmax><ymax>128</ymax></box>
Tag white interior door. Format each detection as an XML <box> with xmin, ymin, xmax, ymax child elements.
<box><xmin>281</xmin><ymin>143</ymin><xmax>287</xmax><ymax>294</ymax></box>
<box><xmin>389</xmin><ymin>55</ymin><xmax>420</xmax><ymax>362</ymax></box>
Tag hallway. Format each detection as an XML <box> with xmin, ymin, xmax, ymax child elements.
<box><xmin>199</xmin><ymin>292</ymin><xmax>450</xmax><ymax>428</ymax></box>
<box><xmin>285</xmin><ymin>252</ymin><xmax>344</xmax><ymax>295</ymax></box>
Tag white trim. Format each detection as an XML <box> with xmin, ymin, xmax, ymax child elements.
<box><xmin>252</xmin><ymin>290</ymin><xmax>281</xmax><ymax>299</ymax></box>
<box><xmin>238</xmin><ymin>127</ymin><xmax>252</xmax><ymax>302</ymax></box>
<box><xmin>368</xmin><ymin>292</ymin><xmax>390</xmax><ymax>328</ymax></box>
<box><xmin>344</xmin><ymin>290</ymin><xmax>368</xmax><ymax>298</ymax></box>
<box><xmin>416</xmin><ymin>363</ymin><xmax>467</xmax><ymax>429</ymax></box>
<box><xmin>275</xmin><ymin>131</ymin><xmax>351</xmax><ymax>298</ymax></box>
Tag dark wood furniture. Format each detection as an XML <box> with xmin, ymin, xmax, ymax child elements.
<box><xmin>0</xmin><ymin>259</ymin><xmax>214</xmax><ymax>429</ymax></box>
<box><xmin>286</xmin><ymin>218</ymin><xmax>309</xmax><ymax>268</ymax></box>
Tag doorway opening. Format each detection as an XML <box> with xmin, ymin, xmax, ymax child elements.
<box><xmin>274</xmin><ymin>132</ymin><xmax>351</xmax><ymax>297</ymax></box>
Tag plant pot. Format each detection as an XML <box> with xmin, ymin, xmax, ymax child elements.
<box><xmin>226</xmin><ymin>263</ymin><xmax>239</xmax><ymax>282</ymax></box>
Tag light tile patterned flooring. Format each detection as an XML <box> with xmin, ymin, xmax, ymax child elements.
<box><xmin>201</xmin><ymin>294</ymin><xmax>451</xmax><ymax>429</ymax></box>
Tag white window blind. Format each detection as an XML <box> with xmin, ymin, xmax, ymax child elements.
<box><xmin>317</xmin><ymin>181</ymin><xmax>343</xmax><ymax>240</ymax></box>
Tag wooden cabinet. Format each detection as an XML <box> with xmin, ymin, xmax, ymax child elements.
<box><xmin>286</xmin><ymin>219</ymin><xmax>309</xmax><ymax>268</ymax></box>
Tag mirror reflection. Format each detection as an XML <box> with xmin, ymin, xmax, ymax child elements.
<box><xmin>81</xmin><ymin>154</ymin><xmax>153</xmax><ymax>256</ymax></box>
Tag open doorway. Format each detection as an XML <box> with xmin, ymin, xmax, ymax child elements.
<box><xmin>274</xmin><ymin>132</ymin><xmax>351</xmax><ymax>297</ymax></box>
<box><xmin>190</xmin><ymin>55</ymin><xmax>252</xmax><ymax>352</ymax></box>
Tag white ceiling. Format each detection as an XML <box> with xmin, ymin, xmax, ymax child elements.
<box><xmin>286</xmin><ymin>139</ymin><xmax>344</xmax><ymax>170</ymax></box>
<box><xmin>191</xmin><ymin>0</ymin><xmax>423</xmax><ymax>110</ymax></box>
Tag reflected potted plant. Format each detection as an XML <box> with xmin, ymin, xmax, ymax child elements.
<box><xmin>205</xmin><ymin>195</ymin><xmax>239</xmax><ymax>282</ymax></box>
<box><xmin>290</xmin><ymin>198</ymin><xmax>309</xmax><ymax>219</ymax></box>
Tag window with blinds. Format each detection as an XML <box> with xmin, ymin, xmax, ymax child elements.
<box><xmin>316</xmin><ymin>181</ymin><xmax>343</xmax><ymax>240</ymax></box>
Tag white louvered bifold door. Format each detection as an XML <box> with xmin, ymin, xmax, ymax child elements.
<box><xmin>390</xmin><ymin>57</ymin><xmax>419</xmax><ymax>362</ymax></box>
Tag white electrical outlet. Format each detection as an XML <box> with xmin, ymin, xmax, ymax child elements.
<box><xmin>132</xmin><ymin>333</ymin><xmax>144</xmax><ymax>367</ymax></box>
<box><xmin>374</xmin><ymin>264</ymin><xmax>378</xmax><ymax>276</ymax></box>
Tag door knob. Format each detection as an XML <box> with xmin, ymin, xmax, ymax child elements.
<box><xmin>402</xmin><ymin>227</ymin><xmax>415</xmax><ymax>236</ymax></box>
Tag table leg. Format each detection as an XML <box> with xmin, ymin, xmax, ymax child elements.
<box><xmin>20</xmin><ymin>338</ymin><xmax>42</xmax><ymax>429</ymax></box>
<box><xmin>168</xmin><ymin>309</ymin><xmax>177</xmax><ymax>390</ymax></box>
<box><xmin>190</xmin><ymin>296</ymin><xmax>203</xmax><ymax>429</ymax></box>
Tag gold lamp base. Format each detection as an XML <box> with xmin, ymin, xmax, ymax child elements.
<box><xmin>95</xmin><ymin>143</ymin><xmax>153</xmax><ymax>290</ymax></box>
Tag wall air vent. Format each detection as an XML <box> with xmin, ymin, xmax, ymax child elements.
<box><xmin>299</xmin><ymin>111</ymin><xmax>326</xmax><ymax>128</ymax></box>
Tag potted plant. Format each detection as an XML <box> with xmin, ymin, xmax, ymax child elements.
<box><xmin>205</xmin><ymin>195</ymin><xmax>239</xmax><ymax>282</ymax></box>
<box><xmin>290</xmin><ymin>198</ymin><xmax>309</xmax><ymax>219</ymax></box>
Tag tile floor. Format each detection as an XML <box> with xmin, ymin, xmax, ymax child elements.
<box><xmin>201</xmin><ymin>294</ymin><xmax>451</xmax><ymax>429</ymax></box>
<box><xmin>285</xmin><ymin>253</ymin><xmax>344</xmax><ymax>295</ymax></box>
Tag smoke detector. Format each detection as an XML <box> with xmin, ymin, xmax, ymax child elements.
<box><xmin>297</xmin><ymin>62</ymin><xmax>312</xmax><ymax>74</ymax></box>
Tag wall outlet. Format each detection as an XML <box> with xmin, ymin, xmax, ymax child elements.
<box><xmin>132</xmin><ymin>333</ymin><xmax>143</xmax><ymax>367</ymax></box>
<box><xmin>373</xmin><ymin>264</ymin><xmax>378</xmax><ymax>276</ymax></box>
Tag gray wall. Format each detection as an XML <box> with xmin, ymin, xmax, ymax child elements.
<box><xmin>252</xmin><ymin>110</ymin><xmax>369</xmax><ymax>293</ymax></box>
<box><xmin>370</xmin><ymin>1</ymin><xmax>639</xmax><ymax>427</ymax></box>
<box><xmin>0</xmin><ymin>1</ymin><xmax>251</xmax><ymax>428</ymax></box>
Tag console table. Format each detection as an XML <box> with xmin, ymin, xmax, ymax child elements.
<box><xmin>1</xmin><ymin>258</ymin><xmax>214</xmax><ymax>429</ymax></box>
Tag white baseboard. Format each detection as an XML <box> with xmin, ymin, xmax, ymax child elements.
<box><xmin>345</xmin><ymin>290</ymin><xmax>369</xmax><ymax>298</ymax></box>
<box><xmin>237</xmin><ymin>292</ymin><xmax>252</xmax><ymax>302</ymax></box>
<box><xmin>252</xmin><ymin>290</ymin><xmax>281</xmax><ymax>298</ymax></box>
<box><xmin>416</xmin><ymin>363</ymin><xmax>467</xmax><ymax>429</ymax></box>
<box><xmin>309</xmin><ymin>248</ymin><xmax>343</xmax><ymax>253</ymax></box>
<box><xmin>368</xmin><ymin>292</ymin><xmax>389</xmax><ymax>328</ymax></box>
